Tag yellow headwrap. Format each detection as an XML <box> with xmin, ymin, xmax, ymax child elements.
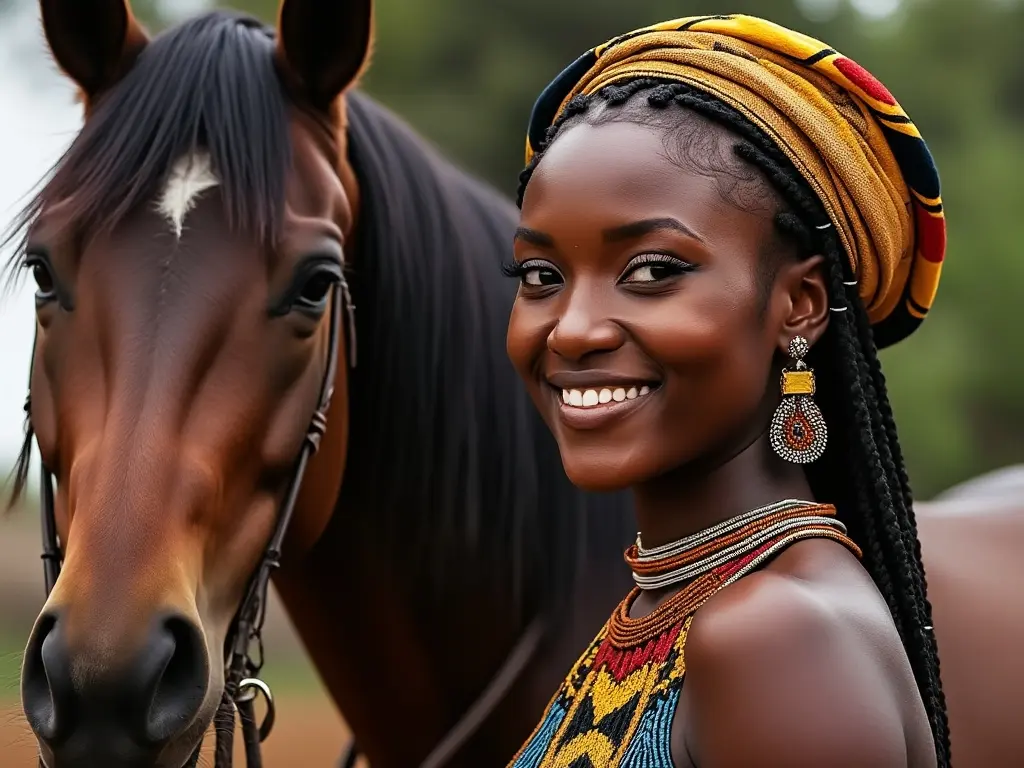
<box><xmin>524</xmin><ymin>15</ymin><xmax>945</xmax><ymax>348</ymax></box>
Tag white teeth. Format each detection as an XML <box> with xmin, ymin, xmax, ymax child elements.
<box><xmin>560</xmin><ymin>385</ymin><xmax>655</xmax><ymax>409</ymax></box>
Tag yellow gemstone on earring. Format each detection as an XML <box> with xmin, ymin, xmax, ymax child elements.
<box><xmin>782</xmin><ymin>370</ymin><xmax>816</xmax><ymax>396</ymax></box>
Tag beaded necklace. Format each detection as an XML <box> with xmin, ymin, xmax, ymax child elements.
<box><xmin>509</xmin><ymin>501</ymin><xmax>862</xmax><ymax>768</ymax></box>
<box><xmin>625</xmin><ymin>498</ymin><xmax>854</xmax><ymax>590</ymax></box>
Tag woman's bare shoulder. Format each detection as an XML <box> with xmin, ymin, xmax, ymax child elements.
<box><xmin>678</xmin><ymin>538</ymin><xmax>932</xmax><ymax>768</ymax></box>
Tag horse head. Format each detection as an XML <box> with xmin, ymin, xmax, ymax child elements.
<box><xmin>11</xmin><ymin>1</ymin><xmax>372</xmax><ymax>765</ymax></box>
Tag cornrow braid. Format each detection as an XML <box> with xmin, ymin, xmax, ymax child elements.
<box><xmin>517</xmin><ymin>78</ymin><xmax>950</xmax><ymax>766</ymax></box>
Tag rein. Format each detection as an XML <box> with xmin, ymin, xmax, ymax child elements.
<box><xmin>32</xmin><ymin>274</ymin><xmax>357</xmax><ymax>768</ymax></box>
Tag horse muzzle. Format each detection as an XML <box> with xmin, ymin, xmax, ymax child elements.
<box><xmin>22</xmin><ymin>608</ymin><xmax>210</xmax><ymax>768</ymax></box>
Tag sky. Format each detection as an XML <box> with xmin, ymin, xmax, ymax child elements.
<box><xmin>0</xmin><ymin>2</ymin><xmax>81</xmax><ymax>469</ymax></box>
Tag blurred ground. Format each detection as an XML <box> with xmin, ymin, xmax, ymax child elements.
<box><xmin>0</xmin><ymin>515</ymin><xmax>361</xmax><ymax>767</ymax></box>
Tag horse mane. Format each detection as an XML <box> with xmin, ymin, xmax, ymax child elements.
<box><xmin>340</xmin><ymin>91</ymin><xmax>632</xmax><ymax>613</ymax></box>
<box><xmin>1</xmin><ymin>10</ymin><xmax>288</xmax><ymax>274</ymax></box>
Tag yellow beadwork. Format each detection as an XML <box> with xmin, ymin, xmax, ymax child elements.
<box><xmin>782</xmin><ymin>369</ymin><xmax>816</xmax><ymax>395</ymax></box>
<box><xmin>543</xmin><ymin>623</ymin><xmax>686</xmax><ymax>767</ymax></box>
<box><xmin>508</xmin><ymin>612</ymin><xmax>695</xmax><ymax>768</ymax></box>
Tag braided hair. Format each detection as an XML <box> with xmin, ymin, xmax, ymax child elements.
<box><xmin>517</xmin><ymin>78</ymin><xmax>950</xmax><ymax>766</ymax></box>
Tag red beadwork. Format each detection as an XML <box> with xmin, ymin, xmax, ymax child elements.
<box><xmin>783</xmin><ymin>408</ymin><xmax>816</xmax><ymax>451</ymax></box>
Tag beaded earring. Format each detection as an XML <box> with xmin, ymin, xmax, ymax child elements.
<box><xmin>769</xmin><ymin>335</ymin><xmax>827</xmax><ymax>463</ymax></box>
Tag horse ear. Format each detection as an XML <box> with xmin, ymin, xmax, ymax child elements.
<box><xmin>39</xmin><ymin>0</ymin><xmax>149</xmax><ymax>99</ymax></box>
<box><xmin>276</xmin><ymin>0</ymin><xmax>373</xmax><ymax>110</ymax></box>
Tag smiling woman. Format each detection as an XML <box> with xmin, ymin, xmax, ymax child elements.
<box><xmin>505</xmin><ymin>14</ymin><xmax>948</xmax><ymax>768</ymax></box>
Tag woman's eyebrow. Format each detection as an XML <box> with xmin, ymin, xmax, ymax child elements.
<box><xmin>513</xmin><ymin>227</ymin><xmax>555</xmax><ymax>247</ymax></box>
<box><xmin>603</xmin><ymin>217</ymin><xmax>705</xmax><ymax>244</ymax></box>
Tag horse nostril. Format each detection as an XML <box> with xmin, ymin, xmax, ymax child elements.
<box><xmin>145</xmin><ymin>614</ymin><xmax>209</xmax><ymax>743</ymax></box>
<box><xmin>21</xmin><ymin>612</ymin><xmax>66</xmax><ymax>743</ymax></box>
<box><xmin>21</xmin><ymin>610</ymin><xmax>209</xmax><ymax>755</ymax></box>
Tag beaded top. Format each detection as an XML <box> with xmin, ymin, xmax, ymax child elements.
<box><xmin>508</xmin><ymin>504</ymin><xmax>860</xmax><ymax>768</ymax></box>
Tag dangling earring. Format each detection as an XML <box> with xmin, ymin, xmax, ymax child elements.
<box><xmin>770</xmin><ymin>335</ymin><xmax>827</xmax><ymax>464</ymax></box>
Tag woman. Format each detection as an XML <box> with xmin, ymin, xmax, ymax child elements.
<box><xmin>504</xmin><ymin>15</ymin><xmax>948</xmax><ymax>768</ymax></box>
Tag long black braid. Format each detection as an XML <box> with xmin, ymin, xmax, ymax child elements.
<box><xmin>517</xmin><ymin>77</ymin><xmax>951</xmax><ymax>766</ymax></box>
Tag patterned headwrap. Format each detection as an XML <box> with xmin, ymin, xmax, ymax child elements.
<box><xmin>524</xmin><ymin>15</ymin><xmax>944</xmax><ymax>348</ymax></box>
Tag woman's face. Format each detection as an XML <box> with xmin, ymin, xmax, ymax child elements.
<box><xmin>507</xmin><ymin>119</ymin><xmax>813</xmax><ymax>492</ymax></box>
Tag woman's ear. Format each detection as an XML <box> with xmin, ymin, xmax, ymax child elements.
<box><xmin>774</xmin><ymin>254</ymin><xmax>831</xmax><ymax>351</ymax></box>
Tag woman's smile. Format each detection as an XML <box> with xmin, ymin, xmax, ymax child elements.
<box><xmin>546</xmin><ymin>370</ymin><xmax>662</xmax><ymax>430</ymax></box>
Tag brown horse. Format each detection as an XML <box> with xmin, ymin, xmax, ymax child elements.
<box><xmin>915</xmin><ymin>467</ymin><xmax>1024</xmax><ymax>768</ymax></box>
<box><xmin>5</xmin><ymin>1</ymin><xmax>1021</xmax><ymax>767</ymax></box>
<box><xmin>6</xmin><ymin>2</ymin><xmax>633</xmax><ymax>767</ymax></box>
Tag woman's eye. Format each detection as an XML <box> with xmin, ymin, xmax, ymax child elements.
<box><xmin>523</xmin><ymin>267</ymin><xmax>561</xmax><ymax>287</ymax></box>
<box><xmin>624</xmin><ymin>264</ymin><xmax>672</xmax><ymax>283</ymax></box>
<box><xmin>621</xmin><ymin>256</ymin><xmax>693</xmax><ymax>284</ymax></box>
<box><xmin>294</xmin><ymin>272</ymin><xmax>336</xmax><ymax>310</ymax></box>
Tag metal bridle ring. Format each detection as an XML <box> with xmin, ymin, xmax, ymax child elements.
<box><xmin>235</xmin><ymin>677</ymin><xmax>276</xmax><ymax>742</ymax></box>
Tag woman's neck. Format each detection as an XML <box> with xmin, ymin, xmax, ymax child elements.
<box><xmin>632</xmin><ymin>432</ymin><xmax>816</xmax><ymax>549</ymax></box>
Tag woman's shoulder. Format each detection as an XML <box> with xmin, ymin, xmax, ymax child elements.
<box><xmin>679</xmin><ymin>538</ymin><xmax>934</xmax><ymax>767</ymax></box>
<box><xmin>693</xmin><ymin>535</ymin><xmax>892</xmax><ymax>642</ymax></box>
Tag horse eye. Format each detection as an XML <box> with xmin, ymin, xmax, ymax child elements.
<box><xmin>294</xmin><ymin>271</ymin><xmax>336</xmax><ymax>310</ymax></box>
<box><xmin>28</xmin><ymin>259</ymin><xmax>56</xmax><ymax>300</ymax></box>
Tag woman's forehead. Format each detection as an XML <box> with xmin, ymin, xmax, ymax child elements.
<box><xmin>527</xmin><ymin>123</ymin><xmax>679</xmax><ymax>204</ymax></box>
<box><xmin>522</xmin><ymin>121</ymin><xmax>776</xmax><ymax>248</ymax></box>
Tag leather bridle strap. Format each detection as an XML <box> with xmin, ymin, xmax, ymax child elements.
<box><xmin>337</xmin><ymin>616</ymin><xmax>546</xmax><ymax>768</ymax></box>
<box><xmin>210</xmin><ymin>277</ymin><xmax>349</xmax><ymax>768</ymax></box>
<box><xmin>39</xmin><ymin>460</ymin><xmax>60</xmax><ymax>594</ymax></box>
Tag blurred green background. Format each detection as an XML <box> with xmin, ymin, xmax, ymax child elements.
<box><xmin>124</xmin><ymin>0</ymin><xmax>1023</xmax><ymax>498</ymax></box>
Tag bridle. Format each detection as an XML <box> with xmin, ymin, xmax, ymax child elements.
<box><xmin>30</xmin><ymin>273</ymin><xmax>357</xmax><ymax>768</ymax></box>
<box><xmin>28</xmin><ymin>252</ymin><xmax>543</xmax><ymax>768</ymax></box>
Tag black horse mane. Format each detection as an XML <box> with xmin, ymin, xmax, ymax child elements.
<box><xmin>341</xmin><ymin>91</ymin><xmax>632</xmax><ymax>612</ymax></box>
<box><xmin>3</xmin><ymin>11</ymin><xmax>632</xmax><ymax>610</ymax></box>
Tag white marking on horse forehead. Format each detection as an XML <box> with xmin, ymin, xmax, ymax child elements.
<box><xmin>156</xmin><ymin>152</ymin><xmax>220</xmax><ymax>238</ymax></box>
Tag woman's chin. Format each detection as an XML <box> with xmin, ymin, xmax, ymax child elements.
<box><xmin>561</xmin><ymin>455</ymin><xmax>640</xmax><ymax>494</ymax></box>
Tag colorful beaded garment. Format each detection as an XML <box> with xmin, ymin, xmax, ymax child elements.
<box><xmin>508</xmin><ymin>503</ymin><xmax>861</xmax><ymax>768</ymax></box>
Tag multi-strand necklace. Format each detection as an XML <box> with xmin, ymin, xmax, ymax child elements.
<box><xmin>606</xmin><ymin>499</ymin><xmax>861</xmax><ymax>649</ymax></box>
<box><xmin>625</xmin><ymin>498</ymin><xmax>859</xmax><ymax>591</ymax></box>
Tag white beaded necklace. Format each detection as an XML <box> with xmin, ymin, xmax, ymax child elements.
<box><xmin>631</xmin><ymin>498</ymin><xmax>850</xmax><ymax>591</ymax></box>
